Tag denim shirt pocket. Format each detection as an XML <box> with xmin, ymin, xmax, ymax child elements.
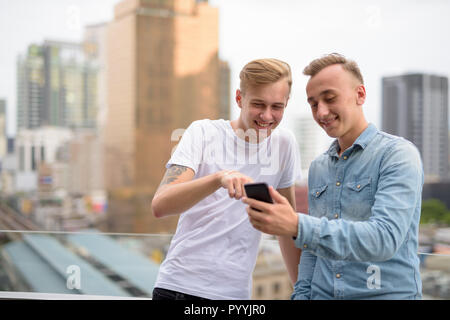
<box><xmin>310</xmin><ymin>184</ymin><xmax>328</xmax><ymax>217</ymax></box>
<box><xmin>346</xmin><ymin>177</ymin><xmax>372</xmax><ymax>199</ymax></box>
<box><xmin>344</xmin><ymin>177</ymin><xmax>373</xmax><ymax>221</ymax></box>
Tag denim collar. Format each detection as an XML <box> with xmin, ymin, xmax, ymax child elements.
<box><xmin>326</xmin><ymin>123</ymin><xmax>378</xmax><ymax>158</ymax></box>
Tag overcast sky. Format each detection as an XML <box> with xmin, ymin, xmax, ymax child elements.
<box><xmin>1</xmin><ymin>0</ymin><xmax>450</xmax><ymax>137</ymax></box>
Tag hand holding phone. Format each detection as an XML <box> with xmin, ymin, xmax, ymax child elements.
<box><xmin>243</xmin><ymin>183</ymin><xmax>299</xmax><ymax>237</ymax></box>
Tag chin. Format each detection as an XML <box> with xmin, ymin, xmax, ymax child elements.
<box><xmin>321</xmin><ymin>126</ymin><xmax>338</xmax><ymax>138</ymax></box>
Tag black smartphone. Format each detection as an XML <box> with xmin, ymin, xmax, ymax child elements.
<box><xmin>244</xmin><ymin>182</ymin><xmax>273</xmax><ymax>204</ymax></box>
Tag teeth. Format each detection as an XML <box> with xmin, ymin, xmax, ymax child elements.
<box><xmin>256</xmin><ymin>121</ymin><xmax>271</xmax><ymax>127</ymax></box>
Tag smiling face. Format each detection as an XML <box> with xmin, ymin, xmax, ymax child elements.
<box><xmin>306</xmin><ymin>64</ymin><xmax>367</xmax><ymax>151</ymax></box>
<box><xmin>234</xmin><ymin>78</ymin><xmax>290</xmax><ymax>139</ymax></box>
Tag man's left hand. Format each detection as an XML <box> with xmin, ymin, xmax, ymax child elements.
<box><xmin>242</xmin><ymin>186</ymin><xmax>298</xmax><ymax>237</ymax></box>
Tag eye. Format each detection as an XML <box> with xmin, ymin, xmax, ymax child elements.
<box><xmin>325</xmin><ymin>96</ymin><xmax>336</xmax><ymax>103</ymax></box>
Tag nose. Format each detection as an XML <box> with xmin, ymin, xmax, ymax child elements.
<box><xmin>259</xmin><ymin>108</ymin><xmax>274</xmax><ymax>122</ymax></box>
<box><xmin>316</xmin><ymin>102</ymin><xmax>330</xmax><ymax>119</ymax></box>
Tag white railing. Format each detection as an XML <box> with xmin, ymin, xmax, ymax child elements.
<box><xmin>0</xmin><ymin>230</ymin><xmax>449</xmax><ymax>300</ymax></box>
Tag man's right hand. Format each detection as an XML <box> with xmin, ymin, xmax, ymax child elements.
<box><xmin>218</xmin><ymin>170</ymin><xmax>254</xmax><ymax>200</ymax></box>
<box><xmin>152</xmin><ymin>167</ymin><xmax>253</xmax><ymax>218</ymax></box>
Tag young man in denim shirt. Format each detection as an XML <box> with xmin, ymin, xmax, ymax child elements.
<box><xmin>243</xmin><ymin>53</ymin><xmax>424</xmax><ymax>299</ymax></box>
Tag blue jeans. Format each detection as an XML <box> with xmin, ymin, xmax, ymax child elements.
<box><xmin>152</xmin><ymin>287</ymin><xmax>210</xmax><ymax>300</ymax></box>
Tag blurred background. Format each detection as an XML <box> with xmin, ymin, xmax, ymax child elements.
<box><xmin>0</xmin><ymin>0</ymin><xmax>449</xmax><ymax>300</ymax></box>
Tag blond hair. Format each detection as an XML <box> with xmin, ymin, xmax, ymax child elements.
<box><xmin>303</xmin><ymin>53</ymin><xmax>364</xmax><ymax>84</ymax></box>
<box><xmin>239</xmin><ymin>58</ymin><xmax>292</xmax><ymax>95</ymax></box>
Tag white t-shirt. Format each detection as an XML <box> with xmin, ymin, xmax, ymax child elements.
<box><xmin>154</xmin><ymin>119</ymin><xmax>302</xmax><ymax>299</ymax></box>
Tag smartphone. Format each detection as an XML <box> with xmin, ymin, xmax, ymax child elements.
<box><xmin>244</xmin><ymin>182</ymin><xmax>273</xmax><ymax>204</ymax></box>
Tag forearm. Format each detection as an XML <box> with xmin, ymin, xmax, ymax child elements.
<box><xmin>278</xmin><ymin>235</ymin><xmax>301</xmax><ymax>285</ymax></box>
<box><xmin>152</xmin><ymin>172</ymin><xmax>222</xmax><ymax>218</ymax></box>
<box><xmin>295</xmin><ymin>212</ymin><xmax>411</xmax><ymax>262</ymax></box>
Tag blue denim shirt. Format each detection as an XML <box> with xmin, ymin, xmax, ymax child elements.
<box><xmin>292</xmin><ymin>124</ymin><xmax>424</xmax><ymax>300</ymax></box>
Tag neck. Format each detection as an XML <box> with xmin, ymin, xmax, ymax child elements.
<box><xmin>337</xmin><ymin>120</ymin><xmax>369</xmax><ymax>156</ymax></box>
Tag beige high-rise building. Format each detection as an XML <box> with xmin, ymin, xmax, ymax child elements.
<box><xmin>104</xmin><ymin>0</ymin><xmax>230</xmax><ymax>233</ymax></box>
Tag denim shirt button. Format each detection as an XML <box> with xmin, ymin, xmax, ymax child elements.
<box><xmin>336</xmin><ymin>182</ymin><xmax>341</xmax><ymax>186</ymax></box>
<box><xmin>336</xmin><ymin>273</ymin><xmax>341</xmax><ymax>278</ymax></box>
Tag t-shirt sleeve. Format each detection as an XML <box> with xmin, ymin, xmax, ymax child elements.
<box><xmin>277</xmin><ymin>130</ymin><xmax>302</xmax><ymax>189</ymax></box>
<box><xmin>166</xmin><ymin>120</ymin><xmax>204</xmax><ymax>174</ymax></box>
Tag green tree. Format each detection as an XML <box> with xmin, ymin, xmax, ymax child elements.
<box><xmin>420</xmin><ymin>199</ymin><xmax>450</xmax><ymax>225</ymax></box>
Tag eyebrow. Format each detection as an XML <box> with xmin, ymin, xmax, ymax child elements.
<box><xmin>251</xmin><ymin>99</ymin><xmax>285</xmax><ymax>106</ymax></box>
<box><xmin>307</xmin><ymin>89</ymin><xmax>336</xmax><ymax>103</ymax></box>
<box><xmin>250</xmin><ymin>99</ymin><xmax>265</xmax><ymax>103</ymax></box>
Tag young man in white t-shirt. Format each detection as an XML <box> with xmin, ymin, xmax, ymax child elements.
<box><xmin>151</xmin><ymin>58</ymin><xmax>302</xmax><ymax>300</ymax></box>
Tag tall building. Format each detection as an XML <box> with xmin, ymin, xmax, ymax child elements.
<box><xmin>84</xmin><ymin>23</ymin><xmax>109</xmax><ymax>132</ymax></box>
<box><xmin>16</xmin><ymin>41</ymin><xmax>99</xmax><ymax>130</ymax></box>
<box><xmin>104</xmin><ymin>0</ymin><xmax>230</xmax><ymax>233</ymax></box>
<box><xmin>17</xmin><ymin>45</ymin><xmax>44</xmax><ymax>130</ymax></box>
<box><xmin>82</xmin><ymin>23</ymin><xmax>110</xmax><ymax>194</ymax></box>
<box><xmin>382</xmin><ymin>74</ymin><xmax>449</xmax><ymax>181</ymax></box>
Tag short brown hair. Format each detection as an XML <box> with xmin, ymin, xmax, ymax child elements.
<box><xmin>239</xmin><ymin>58</ymin><xmax>292</xmax><ymax>95</ymax></box>
<box><xmin>303</xmin><ymin>53</ymin><xmax>364</xmax><ymax>84</ymax></box>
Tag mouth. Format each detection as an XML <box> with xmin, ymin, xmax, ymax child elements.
<box><xmin>319</xmin><ymin>116</ymin><xmax>338</xmax><ymax>128</ymax></box>
<box><xmin>254</xmin><ymin>120</ymin><xmax>275</xmax><ymax>129</ymax></box>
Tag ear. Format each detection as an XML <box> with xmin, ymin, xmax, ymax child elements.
<box><xmin>235</xmin><ymin>89</ymin><xmax>243</xmax><ymax>108</ymax></box>
<box><xmin>356</xmin><ymin>84</ymin><xmax>366</xmax><ymax>106</ymax></box>
<box><xmin>284</xmin><ymin>96</ymin><xmax>290</xmax><ymax>109</ymax></box>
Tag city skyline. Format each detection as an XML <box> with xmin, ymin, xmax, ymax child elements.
<box><xmin>103</xmin><ymin>0</ymin><xmax>229</xmax><ymax>234</ymax></box>
<box><xmin>1</xmin><ymin>0</ymin><xmax>450</xmax><ymax>137</ymax></box>
<box><xmin>1</xmin><ymin>0</ymin><xmax>450</xmax><ymax>301</ymax></box>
